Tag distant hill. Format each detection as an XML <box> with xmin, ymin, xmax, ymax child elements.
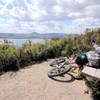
<box><xmin>0</xmin><ymin>32</ymin><xmax>74</xmax><ymax>39</ymax></box>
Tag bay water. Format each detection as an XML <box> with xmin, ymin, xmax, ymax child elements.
<box><xmin>0</xmin><ymin>38</ymin><xmax>45</xmax><ymax>47</ymax></box>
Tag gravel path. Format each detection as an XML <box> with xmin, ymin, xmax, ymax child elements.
<box><xmin>0</xmin><ymin>59</ymin><xmax>93</xmax><ymax>100</ymax></box>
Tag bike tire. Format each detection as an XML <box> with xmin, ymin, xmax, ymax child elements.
<box><xmin>49</xmin><ymin>57</ymin><xmax>66</xmax><ymax>67</ymax></box>
<box><xmin>48</xmin><ymin>65</ymin><xmax>71</xmax><ymax>78</ymax></box>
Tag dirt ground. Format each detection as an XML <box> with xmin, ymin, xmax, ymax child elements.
<box><xmin>0</xmin><ymin>59</ymin><xmax>93</xmax><ymax>100</ymax></box>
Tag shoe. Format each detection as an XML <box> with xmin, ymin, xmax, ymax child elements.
<box><xmin>75</xmin><ymin>71</ymin><xmax>82</xmax><ymax>80</ymax></box>
<box><xmin>77</xmin><ymin>71</ymin><xmax>81</xmax><ymax>77</ymax></box>
<box><xmin>75</xmin><ymin>75</ymin><xmax>82</xmax><ymax>80</ymax></box>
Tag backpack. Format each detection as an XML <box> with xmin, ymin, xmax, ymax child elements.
<box><xmin>86</xmin><ymin>51</ymin><xmax>100</xmax><ymax>68</ymax></box>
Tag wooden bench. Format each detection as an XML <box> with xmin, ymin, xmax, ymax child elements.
<box><xmin>82</xmin><ymin>66</ymin><xmax>100</xmax><ymax>80</ymax></box>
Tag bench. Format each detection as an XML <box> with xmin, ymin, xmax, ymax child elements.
<box><xmin>82</xmin><ymin>66</ymin><xmax>100</xmax><ymax>80</ymax></box>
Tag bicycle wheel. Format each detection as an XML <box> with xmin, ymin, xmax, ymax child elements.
<box><xmin>49</xmin><ymin>57</ymin><xmax>66</xmax><ymax>67</ymax></box>
<box><xmin>48</xmin><ymin>65</ymin><xmax>71</xmax><ymax>77</ymax></box>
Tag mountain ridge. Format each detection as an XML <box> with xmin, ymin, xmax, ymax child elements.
<box><xmin>0</xmin><ymin>32</ymin><xmax>74</xmax><ymax>39</ymax></box>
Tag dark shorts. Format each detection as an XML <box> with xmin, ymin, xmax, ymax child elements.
<box><xmin>75</xmin><ymin>56</ymin><xmax>88</xmax><ymax>66</ymax></box>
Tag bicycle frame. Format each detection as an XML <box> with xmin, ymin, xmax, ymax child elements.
<box><xmin>56</xmin><ymin>59</ymin><xmax>71</xmax><ymax>69</ymax></box>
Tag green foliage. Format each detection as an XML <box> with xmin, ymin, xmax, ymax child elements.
<box><xmin>0</xmin><ymin>31</ymin><xmax>100</xmax><ymax>74</ymax></box>
<box><xmin>0</xmin><ymin>41</ymin><xmax>18</xmax><ymax>74</ymax></box>
<box><xmin>84</xmin><ymin>78</ymin><xmax>100</xmax><ymax>97</ymax></box>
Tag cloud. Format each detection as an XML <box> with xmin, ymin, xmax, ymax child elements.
<box><xmin>0</xmin><ymin>0</ymin><xmax>100</xmax><ymax>33</ymax></box>
<box><xmin>85</xmin><ymin>5</ymin><xmax>100</xmax><ymax>18</ymax></box>
<box><xmin>73</xmin><ymin>18</ymin><xmax>99</xmax><ymax>26</ymax></box>
<box><xmin>0</xmin><ymin>17</ymin><xmax>5</xmax><ymax>23</ymax></box>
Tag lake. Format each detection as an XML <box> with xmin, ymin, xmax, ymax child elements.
<box><xmin>0</xmin><ymin>38</ymin><xmax>45</xmax><ymax>47</ymax></box>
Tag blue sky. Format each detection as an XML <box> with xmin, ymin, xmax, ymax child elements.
<box><xmin>0</xmin><ymin>0</ymin><xmax>100</xmax><ymax>34</ymax></box>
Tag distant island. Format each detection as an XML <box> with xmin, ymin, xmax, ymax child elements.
<box><xmin>0</xmin><ymin>32</ymin><xmax>74</xmax><ymax>39</ymax></box>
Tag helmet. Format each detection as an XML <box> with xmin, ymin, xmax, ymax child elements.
<box><xmin>90</xmin><ymin>40</ymin><xmax>95</xmax><ymax>45</ymax></box>
<box><xmin>85</xmin><ymin>52</ymin><xmax>88</xmax><ymax>55</ymax></box>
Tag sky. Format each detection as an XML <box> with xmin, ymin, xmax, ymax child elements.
<box><xmin>0</xmin><ymin>0</ymin><xmax>100</xmax><ymax>34</ymax></box>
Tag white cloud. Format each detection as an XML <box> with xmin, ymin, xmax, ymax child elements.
<box><xmin>85</xmin><ymin>5</ymin><xmax>100</xmax><ymax>18</ymax></box>
<box><xmin>0</xmin><ymin>0</ymin><xmax>100</xmax><ymax>33</ymax></box>
<box><xmin>3</xmin><ymin>0</ymin><xmax>14</xmax><ymax>4</ymax></box>
<box><xmin>0</xmin><ymin>17</ymin><xmax>4</xmax><ymax>22</ymax></box>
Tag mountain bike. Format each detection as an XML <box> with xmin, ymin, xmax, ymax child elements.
<box><xmin>47</xmin><ymin>50</ymin><xmax>84</xmax><ymax>78</ymax></box>
<box><xmin>48</xmin><ymin>57</ymin><xmax>75</xmax><ymax>78</ymax></box>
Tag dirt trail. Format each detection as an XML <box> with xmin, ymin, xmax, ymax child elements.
<box><xmin>0</xmin><ymin>59</ymin><xmax>93</xmax><ymax>100</ymax></box>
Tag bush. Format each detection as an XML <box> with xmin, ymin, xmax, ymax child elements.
<box><xmin>84</xmin><ymin>78</ymin><xmax>100</xmax><ymax>98</ymax></box>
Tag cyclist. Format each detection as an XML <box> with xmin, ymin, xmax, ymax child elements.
<box><xmin>71</xmin><ymin>40</ymin><xmax>100</xmax><ymax>76</ymax></box>
<box><xmin>91</xmin><ymin>40</ymin><xmax>100</xmax><ymax>55</ymax></box>
<box><xmin>75</xmin><ymin>54</ymin><xmax>88</xmax><ymax>71</ymax></box>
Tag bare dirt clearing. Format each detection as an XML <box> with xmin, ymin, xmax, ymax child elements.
<box><xmin>0</xmin><ymin>59</ymin><xmax>93</xmax><ymax>100</ymax></box>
